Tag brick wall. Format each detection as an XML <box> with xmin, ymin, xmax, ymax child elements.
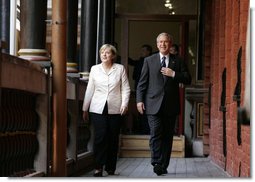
<box><xmin>203</xmin><ymin>0</ymin><xmax>250</xmax><ymax>177</ymax></box>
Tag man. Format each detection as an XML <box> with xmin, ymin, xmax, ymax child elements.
<box><xmin>129</xmin><ymin>44</ymin><xmax>153</xmax><ymax>90</ymax></box>
<box><xmin>170</xmin><ymin>43</ymin><xmax>179</xmax><ymax>56</ymax></box>
<box><xmin>136</xmin><ymin>32</ymin><xmax>191</xmax><ymax>175</ymax></box>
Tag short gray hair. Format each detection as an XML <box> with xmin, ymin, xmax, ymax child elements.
<box><xmin>156</xmin><ymin>32</ymin><xmax>173</xmax><ymax>43</ymax></box>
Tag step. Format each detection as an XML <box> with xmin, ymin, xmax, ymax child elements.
<box><xmin>119</xmin><ymin>135</ymin><xmax>185</xmax><ymax>158</ymax></box>
<box><xmin>119</xmin><ymin>150</ymin><xmax>185</xmax><ymax>158</ymax></box>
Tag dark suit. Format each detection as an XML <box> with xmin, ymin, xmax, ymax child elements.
<box><xmin>128</xmin><ymin>57</ymin><xmax>145</xmax><ymax>89</ymax></box>
<box><xmin>136</xmin><ymin>53</ymin><xmax>191</xmax><ymax>170</ymax></box>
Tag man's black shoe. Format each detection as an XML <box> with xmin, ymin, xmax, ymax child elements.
<box><xmin>162</xmin><ymin>169</ymin><xmax>168</xmax><ymax>174</ymax></box>
<box><xmin>106</xmin><ymin>170</ymin><xmax>115</xmax><ymax>175</ymax></box>
<box><xmin>153</xmin><ymin>164</ymin><xmax>163</xmax><ymax>176</ymax></box>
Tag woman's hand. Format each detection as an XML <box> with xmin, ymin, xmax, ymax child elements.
<box><xmin>120</xmin><ymin>106</ymin><xmax>128</xmax><ymax>116</ymax></box>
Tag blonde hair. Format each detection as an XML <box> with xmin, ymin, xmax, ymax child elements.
<box><xmin>99</xmin><ymin>44</ymin><xmax>117</xmax><ymax>61</ymax></box>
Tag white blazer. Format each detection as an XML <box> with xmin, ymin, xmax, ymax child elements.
<box><xmin>82</xmin><ymin>63</ymin><xmax>130</xmax><ymax>114</ymax></box>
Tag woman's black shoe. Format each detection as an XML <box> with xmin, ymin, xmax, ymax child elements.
<box><xmin>93</xmin><ymin>170</ymin><xmax>103</xmax><ymax>177</ymax></box>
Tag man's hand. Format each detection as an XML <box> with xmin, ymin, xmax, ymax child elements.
<box><xmin>161</xmin><ymin>67</ymin><xmax>175</xmax><ymax>77</ymax></box>
<box><xmin>137</xmin><ymin>102</ymin><xmax>145</xmax><ymax>114</ymax></box>
<box><xmin>83</xmin><ymin>111</ymin><xmax>89</xmax><ymax>124</ymax></box>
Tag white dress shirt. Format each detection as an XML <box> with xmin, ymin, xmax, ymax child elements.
<box><xmin>159</xmin><ymin>53</ymin><xmax>169</xmax><ymax>67</ymax></box>
<box><xmin>159</xmin><ymin>53</ymin><xmax>175</xmax><ymax>77</ymax></box>
<box><xmin>82</xmin><ymin>63</ymin><xmax>130</xmax><ymax>114</ymax></box>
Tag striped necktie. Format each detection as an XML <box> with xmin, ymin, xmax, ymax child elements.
<box><xmin>161</xmin><ymin>56</ymin><xmax>166</xmax><ymax>67</ymax></box>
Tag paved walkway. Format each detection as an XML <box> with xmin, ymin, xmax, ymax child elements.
<box><xmin>81</xmin><ymin>157</ymin><xmax>230</xmax><ymax>178</ymax></box>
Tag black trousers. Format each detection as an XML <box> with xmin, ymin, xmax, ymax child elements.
<box><xmin>90</xmin><ymin>105</ymin><xmax>121</xmax><ymax>171</ymax></box>
<box><xmin>147</xmin><ymin>111</ymin><xmax>176</xmax><ymax>170</ymax></box>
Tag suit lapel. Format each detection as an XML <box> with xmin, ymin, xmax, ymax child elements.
<box><xmin>155</xmin><ymin>54</ymin><xmax>161</xmax><ymax>69</ymax></box>
<box><xmin>168</xmin><ymin>55</ymin><xmax>176</xmax><ymax>70</ymax></box>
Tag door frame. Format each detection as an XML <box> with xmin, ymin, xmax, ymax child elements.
<box><xmin>116</xmin><ymin>14</ymin><xmax>197</xmax><ymax>135</ymax></box>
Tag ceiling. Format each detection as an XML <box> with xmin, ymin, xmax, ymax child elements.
<box><xmin>116</xmin><ymin>0</ymin><xmax>198</xmax><ymax>15</ymax></box>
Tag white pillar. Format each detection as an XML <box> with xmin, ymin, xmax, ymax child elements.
<box><xmin>9</xmin><ymin>0</ymin><xmax>17</xmax><ymax>55</ymax></box>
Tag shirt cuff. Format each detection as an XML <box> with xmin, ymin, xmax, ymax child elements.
<box><xmin>172</xmin><ymin>71</ymin><xmax>175</xmax><ymax>77</ymax></box>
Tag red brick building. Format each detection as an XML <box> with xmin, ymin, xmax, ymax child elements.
<box><xmin>203</xmin><ymin>0</ymin><xmax>250</xmax><ymax>177</ymax></box>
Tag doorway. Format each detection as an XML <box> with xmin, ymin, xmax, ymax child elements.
<box><xmin>115</xmin><ymin>14</ymin><xmax>197</xmax><ymax>135</ymax></box>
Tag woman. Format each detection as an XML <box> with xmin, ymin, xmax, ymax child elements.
<box><xmin>82</xmin><ymin>44</ymin><xmax>130</xmax><ymax>177</ymax></box>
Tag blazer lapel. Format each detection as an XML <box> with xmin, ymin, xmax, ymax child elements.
<box><xmin>108</xmin><ymin>63</ymin><xmax>117</xmax><ymax>75</ymax></box>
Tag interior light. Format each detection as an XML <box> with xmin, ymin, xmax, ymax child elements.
<box><xmin>164</xmin><ymin>3</ymin><xmax>170</xmax><ymax>7</ymax></box>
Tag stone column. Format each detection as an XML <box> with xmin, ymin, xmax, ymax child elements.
<box><xmin>79</xmin><ymin>0</ymin><xmax>98</xmax><ymax>73</ymax></box>
<box><xmin>18</xmin><ymin>0</ymin><xmax>49</xmax><ymax>61</ymax></box>
<box><xmin>0</xmin><ymin>0</ymin><xmax>10</xmax><ymax>53</ymax></box>
<box><xmin>66</xmin><ymin>0</ymin><xmax>78</xmax><ymax>73</ymax></box>
<box><xmin>96</xmin><ymin>0</ymin><xmax>115</xmax><ymax>63</ymax></box>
